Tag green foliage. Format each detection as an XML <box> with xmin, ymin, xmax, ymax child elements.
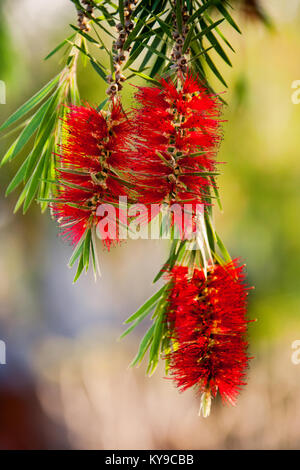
<box><xmin>0</xmin><ymin>39</ymin><xmax>82</xmax><ymax>215</ymax></box>
<box><xmin>123</xmin><ymin>282</ymin><xmax>171</xmax><ymax>375</ymax></box>
<box><xmin>0</xmin><ymin>0</ymin><xmax>243</xmax><ymax>283</ymax></box>
<box><xmin>0</xmin><ymin>0</ymin><xmax>240</xmax><ymax>212</ymax></box>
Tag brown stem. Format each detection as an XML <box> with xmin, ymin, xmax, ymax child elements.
<box><xmin>106</xmin><ymin>0</ymin><xmax>139</xmax><ymax>97</ymax></box>
<box><xmin>170</xmin><ymin>0</ymin><xmax>190</xmax><ymax>75</ymax></box>
<box><xmin>77</xmin><ymin>0</ymin><xmax>94</xmax><ymax>32</ymax></box>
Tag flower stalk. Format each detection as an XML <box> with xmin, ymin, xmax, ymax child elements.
<box><xmin>171</xmin><ymin>0</ymin><xmax>190</xmax><ymax>75</ymax></box>
<box><xmin>106</xmin><ymin>0</ymin><xmax>139</xmax><ymax>96</ymax></box>
<box><xmin>77</xmin><ymin>0</ymin><xmax>94</xmax><ymax>32</ymax></box>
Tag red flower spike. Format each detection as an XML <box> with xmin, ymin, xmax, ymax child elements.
<box><xmin>131</xmin><ymin>71</ymin><xmax>222</xmax><ymax>220</ymax></box>
<box><xmin>165</xmin><ymin>260</ymin><xmax>251</xmax><ymax>415</ymax></box>
<box><xmin>52</xmin><ymin>100</ymin><xmax>133</xmax><ymax>249</ymax></box>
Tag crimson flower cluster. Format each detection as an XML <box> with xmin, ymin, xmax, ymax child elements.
<box><xmin>51</xmin><ymin>74</ymin><xmax>251</xmax><ymax>413</ymax></box>
<box><xmin>132</xmin><ymin>72</ymin><xmax>221</xmax><ymax>213</ymax></box>
<box><xmin>166</xmin><ymin>260</ymin><xmax>250</xmax><ymax>406</ymax></box>
<box><xmin>52</xmin><ymin>101</ymin><xmax>133</xmax><ymax>248</ymax></box>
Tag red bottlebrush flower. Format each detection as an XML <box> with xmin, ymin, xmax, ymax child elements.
<box><xmin>131</xmin><ymin>71</ymin><xmax>222</xmax><ymax>215</ymax></box>
<box><xmin>166</xmin><ymin>260</ymin><xmax>251</xmax><ymax>414</ymax></box>
<box><xmin>52</xmin><ymin>100</ymin><xmax>133</xmax><ymax>249</ymax></box>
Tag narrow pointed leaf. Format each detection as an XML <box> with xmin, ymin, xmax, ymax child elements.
<box><xmin>73</xmin><ymin>253</ymin><xmax>85</xmax><ymax>283</ymax></box>
<box><xmin>83</xmin><ymin>228</ymin><xmax>91</xmax><ymax>270</ymax></box>
<box><xmin>5</xmin><ymin>158</ymin><xmax>28</xmax><ymax>196</ymax></box>
<box><xmin>204</xmin><ymin>51</ymin><xmax>228</xmax><ymax>87</ymax></box>
<box><xmin>130</xmin><ymin>323</ymin><xmax>155</xmax><ymax>367</ymax></box>
<box><xmin>23</xmin><ymin>149</ymin><xmax>48</xmax><ymax>213</ymax></box>
<box><xmin>1</xmin><ymin>98</ymin><xmax>53</xmax><ymax>167</ymax></box>
<box><xmin>124</xmin><ymin>285</ymin><xmax>166</xmax><ymax>324</ymax></box>
<box><xmin>69</xmin><ymin>233</ymin><xmax>86</xmax><ymax>267</ymax></box>
<box><xmin>216</xmin><ymin>3</ymin><xmax>242</xmax><ymax>34</ymax></box>
<box><xmin>120</xmin><ymin>308</ymin><xmax>152</xmax><ymax>339</ymax></box>
<box><xmin>0</xmin><ymin>75</ymin><xmax>59</xmax><ymax>132</ymax></box>
<box><xmin>44</xmin><ymin>34</ymin><xmax>76</xmax><ymax>60</ymax></box>
<box><xmin>200</xmin><ymin>18</ymin><xmax>232</xmax><ymax>66</ymax></box>
<box><xmin>90</xmin><ymin>60</ymin><xmax>107</xmax><ymax>81</ymax></box>
<box><xmin>119</xmin><ymin>0</ymin><xmax>124</xmax><ymax>25</ymax></box>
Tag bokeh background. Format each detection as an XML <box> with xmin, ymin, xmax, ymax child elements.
<box><xmin>0</xmin><ymin>0</ymin><xmax>300</xmax><ymax>450</ymax></box>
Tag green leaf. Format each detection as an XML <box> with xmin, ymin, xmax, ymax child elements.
<box><xmin>70</xmin><ymin>24</ymin><xmax>100</xmax><ymax>45</ymax></box>
<box><xmin>147</xmin><ymin>299</ymin><xmax>167</xmax><ymax>375</ymax></box>
<box><xmin>153</xmin><ymin>240</ymin><xmax>186</xmax><ymax>283</ymax></box>
<box><xmin>83</xmin><ymin>228</ymin><xmax>91</xmax><ymax>270</ymax></box>
<box><xmin>216</xmin><ymin>232</ymin><xmax>232</xmax><ymax>263</ymax></box>
<box><xmin>95</xmin><ymin>4</ymin><xmax>117</xmax><ymax>26</ymax></box>
<box><xmin>123</xmin><ymin>42</ymin><xmax>145</xmax><ymax>70</ymax></box>
<box><xmin>204</xmin><ymin>212</ymin><xmax>215</xmax><ymax>252</ymax></box>
<box><xmin>119</xmin><ymin>0</ymin><xmax>124</xmax><ymax>25</ymax></box>
<box><xmin>130</xmin><ymin>323</ymin><xmax>155</xmax><ymax>367</ymax></box>
<box><xmin>91</xmin><ymin>19</ymin><xmax>115</xmax><ymax>39</ymax></box>
<box><xmin>5</xmin><ymin>86</ymin><xmax>59</xmax><ymax>207</ymax></box>
<box><xmin>204</xmin><ymin>51</ymin><xmax>228</xmax><ymax>87</ymax></box>
<box><xmin>69</xmin><ymin>0</ymin><xmax>82</xmax><ymax>10</ymax></box>
<box><xmin>216</xmin><ymin>2</ymin><xmax>242</xmax><ymax>34</ymax></box>
<box><xmin>120</xmin><ymin>308</ymin><xmax>151</xmax><ymax>340</ymax></box>
<box><xmin>150</xmin><ymin>40</ymin><xmax>168</xmax><ymax>77</ymax></box>
<box><xmin>0</xmin><ymin>75</ymin><xmax>59</xmax><ymax>133</ymax></box>
<box><xmin>140</xmin><ymin>40</ymin><xmax>171</xmax><ymax>65</ymax></box>
<box><xmin>73</xmin><ymin>253</ymin><xmax>85</xmax><ymax>283</ymax></box>
<box><xmin>191</xmin><ymin>18</ymin><xmax>224</xmax><ymax>44</ymax></box>
<box><xmin>13</xmin><ymin>182</ymin><xmax>29</xmax><ymax>213</ymax></box>
<box><xmin>139</xmin><ymin>35</ymin><xmax>161</xmax><ymax>71</ymax></box>
<box><xmin>22</xmin><ymin>148</ymin><xmax>48</xmax><ymax>213</ymax></box>
<box><xmin>96</xmin><ymin>97</ymin><xmax>109</xmax><ymax>111</ymax></box>
<box><xmin>69</xmin><ymin>233</ymin><xmax>86</xmax><ymax>268</ymax></box>
<box><xmin>90</xmin><ymin>59</ymin><xmax>107</xmax><ymax>81</ymax></box>
<box><xmin>69</xmin><ymin>72</ymin><xmax>80</xmax><ymax>105</ymax></box>
<box><xmin>124</xmin><ymin>285</ymin><xmax>166</xmax><ymax>324</ymax></box>
<box><xmin>24</xmin><ymin>89</ymin><xmax>60</xmax><ymax>181</ymax></box>
<box><xmin>123</xmin><ymin>20</ymin><xmax>145</xmax><ymax>50</ymax></box>
<box><xmin>188</xmin><ymin>45</ymin><xmax>213</xmax><ymax>68</ymax></box>
<box><xmin>90</xmin><ymin>235</ymin><xmax>97</xmax><ymax>278</ymax></box>
<box><xmin>70</xmin><ymin>41</ymin><xmax>109</xmax><ymax>72</ymax></box>
<box><xmin>175</xmin><ymin>0</ymin><xmax>183</xmax><ymax>34</ymax></box>
<box><xmin>44</xmin><ymin>34</ymin><xmax>76</xmax><ymax>60</ymax></box>
<box><xmin>138</xmin><ymin>7</ymin><xmax>172</xmax><ymax>39</ymax></box>
<box><xmin>210</xmin><ymin>175</ymin><xmax>222</xmax><ymax>210</ymax></box>
<box><xmin>200</xmin><ymin>18</ymin><xmax>232</xmax><ymax>66</ymax></box>
<box><xmin>182</xmin><ymin>23</ymin><xmax>195</xmax><ymax>54</ymax></box>
<box><xmin>187</xmin><ymin>0</ymin><xmax>217</xmax><ymax>25</ymax></box>
<box><xmin>204</xmin><ymin>13</ymin><xmax>234</xmax><ymax>51</ymax></box>
<box><xmin>1</xmin><ymin>98</ymin><xmax>53</xmax><ymax>167</ymax></box>
<box><xmin>5</xmin><ymin>158</ymin><xmax>28</xmax><ymax>196</ymax></box>
<box><xmin>128</xmin><ymin>68</ymin><xmax>161</xmax><ymax>86</ymax></box>
<box><xmin>39</xmin><ymin>136</ymin><xmax>55</xmax><ymax>212</ymax></box>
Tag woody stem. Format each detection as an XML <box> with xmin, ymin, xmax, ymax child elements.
<box><xmin>106</xmin><ymin>0</ymin><xmax>139</xmax><ymax>97</ymax></box>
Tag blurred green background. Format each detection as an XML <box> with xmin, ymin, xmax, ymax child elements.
<box><xmin>0</xmin><ymin>0</ymin><xmax>300</xmax><ymax>449</ymax></box>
